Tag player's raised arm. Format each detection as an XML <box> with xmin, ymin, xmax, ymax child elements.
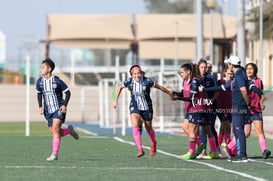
<box><xmin>113</xmin><ymin>83</ymin><xmax>124</xmax><ymax>109</ymax></box>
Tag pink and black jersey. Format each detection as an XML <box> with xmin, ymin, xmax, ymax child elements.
<box><xmin>249</xmin><ymin>77</ymin><xmax>263</xmax><ymax>114</ymax></box>
<box><xmin>182</xmin><ymin>78</ymin><xmax>207</xmax><ymax>114</ymax></box>
<box><xmin>217</xmin><ymin>79</ymin><xmax>232</xmax><ymax>111</ymax></box>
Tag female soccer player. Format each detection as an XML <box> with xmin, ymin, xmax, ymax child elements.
<box><xmin>243</xmin><ymin>63</ymin><xmax>270</xmax><ymax>159</ymax></box>
<box><xmin>170</xmin><ymin>63</ymin><xmax>206</xmax><ymax>159</ymax></box>
<box><xmin>196</xmin><ymin>59</ymin><xmax>218</xmax><ymax>159</ymax></box>
<box><xmin>36</xmin><ymin>58</ymin><xmax>79</xmax><ymax>161</ymax></box>
<box><xmin>216</xmin><ymin>67</ymin><xmax>233</xmax><ymax>149</ymax></box>
<box><xmin>113</xmin><ymin>65</ymin><xmax>172</xmax><ymax>157</ymax></box>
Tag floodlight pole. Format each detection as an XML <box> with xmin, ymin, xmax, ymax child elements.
<box><xmin>237</xmin><ymin>0</ymin><xmax>246</xmax><ymax>65</ymax></box>
<box><xmin>25</xmin><ymin>55</ymin><xmax>30</xmax><ymax>136</ymax></box>
<box><xmin>205</xmin><ymin>0</ymin><xmax>216</xmax><ymax>63</ymax></box>
<box><xmin>259</xmin><ymin>1</ymin><xmax>263</xmax><ymax>80</ymax></box>
<box><xmin>196</xmin><ymin>0</ymin><xmax>204</xmax><ymax>60</ymax></box>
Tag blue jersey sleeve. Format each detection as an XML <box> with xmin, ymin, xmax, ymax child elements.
<box><xmin>190</xmin><ymin>79</ymin><xmax>199</xmax><ymax>93</ymax></box>
<box><xmin>59</xmin><ymin>79</ymin><xmax>69</xmax><ymax>92</ymax></box>
<box><xmin>248</xmin><ymin>80</ymin><xmax>263</xmax><ymax>97</ymax></box>
<box><xmin>203</xmin><ymin>81</ymin><xmax>231</xmax><ymax>92</ymax></box>
<box><xmin>236</xmin><ymin>71</ymin><xmax>247</xmax><ymax>88</ymax></box>
<box><xmin>123</xmin><ymin>78</ymin><xmax>132</xmax><ymax>88</ymax></box>
<box><xmin>36</xmin><ymin>78</ymin><xmax>42</xmax><ymax>93</ymax></box>
<box><xmin>146</xmin><ymin>78</ymin><xmax>155</xmax><ymax>88</ymax></box>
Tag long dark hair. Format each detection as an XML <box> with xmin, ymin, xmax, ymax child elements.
<box><xmin>245</xmin><ymin>63</ymin><xmax>258</xmax><ymax>77</ymax></box>
<box><xmin>197</xmin><ymin>58</ymin><xmax>207</xmax><ymax>77</ymax></box>
<box><xmin>180</xmin><ymin>63</ymin><xmax>196</xmax><ymax>83</ymax></box>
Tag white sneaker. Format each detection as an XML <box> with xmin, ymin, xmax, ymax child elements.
<box><xmin>46</xmin><ymin>154</ymin><xmax>58</xmax><ymax>161</ymax></box>
<box><xmin>68</xmin><ymin>125</ymin><xmax>79</xmax><ymax>140</ymax></box>
<box><xmin>196</xmin><ymin>150</ymin><xmax>207</xmax><ymax>159</ymax></box>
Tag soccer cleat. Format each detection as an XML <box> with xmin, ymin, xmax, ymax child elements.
<box><xmin>222</xmin><ymin>147</ymin><xmax>231</xmax><ymax>159</ymax></box>
<box><xmin>227</xmin><ymin>155</ymin><xmax>248</xmax><ymax>163</ymax></box>
<box><xmin>202</xmin><ymin>152</ymin><xmax>218</xmax><ymax>159</ymax></box>
<box><xmin>137</xmin><ymin>148</ymin><xmax>145</xmax><ymax>158</ymax></box>
<box><xmin>196</xmin><ymin>143</ymin><xmax>206</xmax><ymax>156</ymax></box>
<box><xmin>263</xmin><ymin>150</ymin><xmax>271</xmax><ymax>159</ymax></box>
<box><xmin>68</xmin><ymin>125</ymin><xmax>79</xmax><ymax>140</ymax></box>
<box><xmin>180</xmin><ymin>152</ymin><xmax>196</xmax><ymax>159</ymax></box>
<box><xmin>150</xmin><ymin>141</ymin><xmax>157</xmax><ymax>157</ymax></box>
<box><xmin>196</xmin><ymin>150</ymin><xmax>207</xmax><ymax>159</ymax></box>
<box><xmin>46</xmin><ymin>154</ymin><xmax>58</xmax><ymax>161</ymax></box>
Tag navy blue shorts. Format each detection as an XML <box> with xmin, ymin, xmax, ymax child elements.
<box><xmin>130</xmin><ymin>107</ymin><xmax>153</xmax><ymax>121</ymax></box>
<box><xmin>250</xmin><ymin>112</ymin><xmax>263</xmax><ymax>121</ymax></box>
<box><xmin>44</xmin><ymin>109</ymin><xmax>66</xmax><ymax>127</ymax></box>
<box><xmin>185</xmin><ymin>113</ymin><xmax>203</xmax><ymax>124</ymax></box>
<box><xmin>202</xmin><ymin>113</ymin><xmax>216</xmax><ymax>125</ymax></box>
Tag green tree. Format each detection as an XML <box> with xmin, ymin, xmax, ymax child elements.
<box><xmin>143</xmin><ymin>0</ymin><xmax>222</xmax><ymax>14</ymax></box>
<box><xmin>143</xmin><ymin>0</ymin><xmax>194</xmax><ymax>13</ymax></box>
<box><xmin>248</xmin><ymin>2</ymin><xmax>273</xmax><ymax>40</ymax></box>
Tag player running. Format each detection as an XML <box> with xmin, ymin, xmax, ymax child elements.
<box><xmin>113</xmin><ymin>65</ymin><xmax>172</xmax><ymax>157</ymax></box>
<box><xmin>36</xmin><ymin>58</ymin><xmax>79</xmax><ymax>161</ymax></box>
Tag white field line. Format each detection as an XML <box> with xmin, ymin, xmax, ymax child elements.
<box><xmin>0</xmin><ymin>165</ymin><xmax>210</xmax><ymax>171</ymax></box>
<box><xmin>248</xmin><ymin>159</ymin><xmax>273</xmax><ymax>166</ymax></box>
<box><xmin>114</xmin><ymin>137</ymin><xmax>267</xmax><ymax>181</ymax></box>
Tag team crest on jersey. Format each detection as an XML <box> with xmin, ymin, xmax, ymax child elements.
<box><xmin>142</xmin><ymin>86</ymin><xmax>146</xmax><ymax>91</ymax></box>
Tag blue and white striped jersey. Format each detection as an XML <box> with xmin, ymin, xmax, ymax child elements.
<box><xmin>123</xmin><ymin>76</ymin><xmax>155</xmax><ymax>111</ymax></box>
<box><xmin>36</xmin><ymin>76</ymin><xmax>69</xmax><ymax>113</ymax></box>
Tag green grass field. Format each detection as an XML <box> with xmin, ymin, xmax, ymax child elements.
<box><xmin>0</xmin><ymin>122</ymin><xmax>273</xmax><ymax>181</ymax></box>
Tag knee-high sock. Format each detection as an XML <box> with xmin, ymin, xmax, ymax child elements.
<box><xmin>133</xmin><ymin>128</ymin><xmax>142</xmax><ymax>149</ymax></box>
<box><xmin>189</xmin><ymin>141</ymin><xmax>196</xmax><ymax>155</ymax></box>
<box><xmin>208</xmin><ymin>136</ymin><xmax>217</xmax><ymax>153</ymax></box>
<box><xmin>224</xmin><ymin>134</ymin><xmax>231</xmax><ymax>145</ymax></box>
<box><xmin>147</xmin><ymin>129</ymin><xmax>156</xmax><ymax>145</ymax></box>
<box><xmin>53</xmin><ymin>138</ymin><xmax>60</xmax><ymax>155</ymax></box>
<box><xmin>196</xmin><ymin>134</ymin><xmax>200</xmax><ymax>146</ymax></box>
<box><xmin>259</xmin><ymin>138</ymin><xmax>267</xmax><ymax>152</ymax></box>
<box><xmin>61</xmin><ymin>128</ymin><xmax>71</xmax><ymax>137</ymax></box>
<box><xmin>227</xmin><ymin>138</ymin><xmax>237</xmax><ymax>155</ymax></box>
<box><xmin>218</xmin><ymin>134</ymin><xmax>224</xmax><ymax>147</ymax></box>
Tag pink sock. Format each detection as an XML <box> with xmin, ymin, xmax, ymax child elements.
<box><xmin>224</xmin><ymin>134</ymin><xmax>231</xmax><ymax>145</ymax></box>
<box><xmin>196</xmin><ymin>135</ymin><xmax>200</xmax><ymax>146</ymax></box>
<box><xmin>62</xmin><ymin>128</ymin><xmax>71</xmax><ymax>137</ymax></box>
<box><xmin>147</xmin><ymin>129</ymin><xmax>156</xmax><ymax>145</ymax></box>
<box><xmin>189</xmin><ymin>141</ymin><xmax>196</xmax><ymax>155</ymax></box>
<box><xmin>208</xmin><ymin>136</ymin><xmax>217</xmax><ymax>153</ymax></box>
<box><xmin>259</xmin><ymin>138</ymin><xmax>267</xmax><ymax>152</ymax></box>
<box><xmin>227</xmin><ymin>139</ymin><xmax>237</xmax><ymax>155</ymax></box>
<box><xmin>227</xmin><ymin>139</ymin><xmax>236</xmax><ymax>150</ymax></box>
<box><xmin>52</xmin><ymin>138</ymin><xmax>60</xmax><ymax>155</ymax></box>
<box><xmin>133</xmin><ymin>128</ymin><xmax>142</xmax><ymax>149</ymax></box>
<box><xmin>218</xmin><ymin>134</ymin><xmax>224</xmax><ymax>148</ymax></box>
